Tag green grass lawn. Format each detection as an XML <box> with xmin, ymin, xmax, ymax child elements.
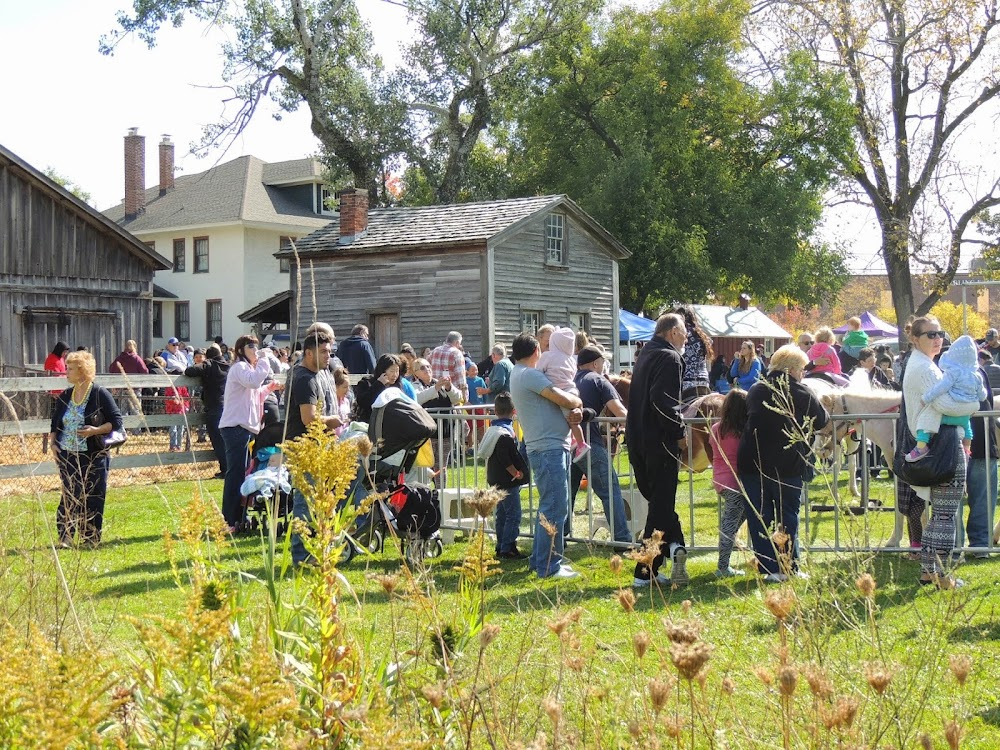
<box><xmin>3</xmin><ymin>471</ymin><xmax>1000</xmax><ymax>747</ymax></box>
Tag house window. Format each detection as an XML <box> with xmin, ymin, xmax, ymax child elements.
<box><xmin>279</xmin><ymin>236</ymin><xmax>295</xmax><ymax>273</ymax></box>
<box><xmin>193</xmin><ymin>237</ymin><xmax>209</xmax><ymax>273</ymax></box>
<box><xmin>152</xmin><ymin>302</ymin><xmax>162</xmax><ymax>338</ymax></box>
<box><xmin>175</xmin><ymin>302</ymin><xmax>190</xmax><ymax>341</ymax></box>
<box><xmin>568</xmin><ymin>312</ymin><xmax>589</xmax><ymax>332</ymax></box>
<box><xmin>321</xmin><ymin>186</ymin><xmax>335</xmax><ymax>215</ymax></box>
<box><xmin>545</xmin><ymin>214</ymin><xmax>565</xmax><ymax>265</ymax></box>
<box><xmin>520</xmin><ymin>310</ymin><xmax>542</xmax><ymax>333</ymax></box>
<box><xmin>206</xmin><ymin>299</ymin><xmax>222</xmax><ymax>340</ymax></box>
<box><xmin>172</xmin><ymin>239</ymin><xmax>185</xmax><ymax>272</ymax></box>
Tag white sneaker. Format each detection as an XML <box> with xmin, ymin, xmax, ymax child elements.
<box><xmin>551</xmin><ymin>565</ymin><xmax>581</xmax><ymax>580</ymax></box>
<box><xmin>764</xmin><ymin>573</ymin><xmax>789</xmax><ymax>583</ymax></box>
<box><xmin>633</xmin><ymin>573</ymin><xmax>670</xmax><ymax>587</ymax></box>
<box><xmin>794</xmin><ymin>570</ymin><xmax>810</xmax><ymax>580</ymax></box>
<box><xmin>671</xmin><ymin>547</ymin><xmax>689</xmax><ymax>586</ymax></box>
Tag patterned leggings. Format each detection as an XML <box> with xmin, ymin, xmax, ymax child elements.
<box><xmin>921</xmin><ymin>429</ymin><xmax>968</xmax><ymax>575</ymax></box>
<box><xmin>717</xmin><ymin>488</ymin><xmax>747</xmax><ymax>572</ymax></box>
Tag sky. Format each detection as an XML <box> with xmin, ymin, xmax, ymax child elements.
<box><xmin>1</xmin><ymin>0</ymin><xmax>888</xmax><ymax>273</ymax></box>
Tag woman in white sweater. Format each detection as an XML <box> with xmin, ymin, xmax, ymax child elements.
<box><xmin>902</xmin><ymin>316</ymin><xmax>967</xmax><ymax>588</ymax></box>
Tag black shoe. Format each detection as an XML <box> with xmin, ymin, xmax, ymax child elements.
<box><xmin>498</xmin><ymin>549</ymin><xmax>526</xmax><ymax>559</ymax></box>
<box><xmin>213</xmin><ymin>471</ymin><xmax>225</xmax><ymax>480</ymax></box>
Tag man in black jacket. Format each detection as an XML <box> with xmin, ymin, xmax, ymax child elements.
<box><xmin>626</xmin><ymin>313</ymin><xmax>689</xmax><ymax>587</ymax></box>
<box><xmin>185</xmin><ymin>344</ymin><xmax>230</xmax><ymax>477</ymax></box>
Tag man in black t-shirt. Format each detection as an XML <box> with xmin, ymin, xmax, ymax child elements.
<box><xmin>287</xmin><ymin>331</ymin><xmax>341</xmax><ymax>566</ymax></box>
<box><xmin>564</xmin><ymin>346</ymin><xmax>632</xmax><ymax>544</ymax></box>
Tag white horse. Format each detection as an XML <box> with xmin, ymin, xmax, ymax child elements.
<box><xmin>800</xmin><ymin>377</ymin><xmax>907</xmax><ymax>547</ymax></box>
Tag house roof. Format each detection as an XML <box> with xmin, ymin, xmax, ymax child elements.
<box><xmin>103</xmin><ymin>156</ymin><xmax>332</xmax><ymax>233</ymax></box>
<box><xmin>152</xmin><ymin>284</ymin><xmax>178</xmax><ymax>299</ymax></box>
<box><xmin>283</xmin><ymin>195</ymin><xmax>631</xmax><ymax>259</ymax></box>
<box><xmin>238</xmin><ymin>289</ymin><xmax>292</xmax><ymax>324</ymax></box>
<box><xmin>0</xmin><ymin>142</ymin><xmax>171</xmax><ymax>271</ymax></box>
<box><xmin>692</xmin><ymin>305</ymin><xmax>793</xmax><ymax>340</ymax></box>
<box><xmin>262</xmin><ymin>158</ymin><xmax>324</xmax><ymax>185</ymax></box>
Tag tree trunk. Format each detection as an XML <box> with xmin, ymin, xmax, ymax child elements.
<box><xmin>882</xmin><ymin>220</ymin><xmax>915</xmax><ymax>347</ymax></box>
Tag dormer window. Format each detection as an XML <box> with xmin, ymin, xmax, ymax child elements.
<box><xmin>320</xmin><ymin>186</ymin><xmax>336</xmax><ymax>216</ymax></box>
<box><xmin>545</xmin><ymin>213</ymin><xmax>565</xmax><ymax>266</ymax></box>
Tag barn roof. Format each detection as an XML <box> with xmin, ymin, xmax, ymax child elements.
<box><xmin>0</xmin><ymin>142</ymin><xmax>171</xmax><ymax>271</ymax></box>
<box><xmin>103</xmin><ymin>156</ymin><xmax>331</xmax><ymax>233</ymax></box>
<box><xmin>282</xmin><ymin>195</ymin><xmax>631</xmax><ymax>259</ymax></box>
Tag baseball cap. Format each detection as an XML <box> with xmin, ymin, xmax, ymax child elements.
<box><xmin>986</xmin><ymin>328</ymin><xmax>998</xmax><ymax>340</ymax></box>
<box><xmin>167</xmin><ymin>337</ymin><xmax>180</xmax><ymax>345</ymax></box>
<box><xmin>577</xmin><ymin>345</ymin><xmax>609</xmax><ymax>367</ymax></box>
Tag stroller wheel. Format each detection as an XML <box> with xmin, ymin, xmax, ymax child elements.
<box><xmin>368</xmin><ymin>529</ymin><xmax>384</xmax><ymax>554</ymax></box>
<box><xmin>425</xmin><ymin>536</ymin><xmax>444</xmax><ymax>559</ymax></box>
<box><xmin>339</xmin><ymin>537</ymin><xmax>356</xmax><ymax>564</ymax></box>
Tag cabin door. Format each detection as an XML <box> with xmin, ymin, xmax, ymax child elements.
<box><xmin>369</xmin><ymin>313</ymin><xmax>400</xmax><ymax>359</ymax></box>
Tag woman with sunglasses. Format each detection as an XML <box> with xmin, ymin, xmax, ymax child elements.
<box><xmin>219</xmin><ymin>334</ymin><xmax>282</xmax><ymax>531</ymax></box>
<box><xmin>902</xmin><ymin>316</ymin><xmax>969</xmax><ymax>588</ymax></box>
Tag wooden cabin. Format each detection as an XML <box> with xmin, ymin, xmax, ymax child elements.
<box><xmin>278</xmin><ymin>192</ymin><xmax>631</xmax><ymax>361</ymax></box>
<box><xmin>0</xmin><ymin>144</ymin><xmax>171</xmax><ymax>374</ymax></box>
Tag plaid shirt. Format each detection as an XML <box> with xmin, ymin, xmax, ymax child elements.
<box><xmin>430</xmin><ymin>342</ymin><xmax>468</xmax><ymax>399</ymax></box>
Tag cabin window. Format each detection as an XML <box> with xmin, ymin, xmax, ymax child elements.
<box><xmin>175</xmin><ymin>302</ymin><xmax>190</xmax><ymax>341</ymax></box>
<box><xmin>172</xmin><ymin>239</ymin><xmax>185</xmax><ymax>272</ymax></box>
<box><xmin>152</xmin><ymin>302</ymin><xmax>162</xmax><ymax>338</ymax></box>
<box><xmin>206</xmin><ymin>300</ymin><xmax>222</xmax><ymax>340</ymax></box>
<box><xmin>193</xmin><ymin>237</ymin><xmax>209</xmax><ymax>273</ymax></box>
<box><xmin>568</xmin><ymin>312</ymin><xmax>589</xmax><ymax>333</ymax></box>
<box><xmin>545</xmin><ymin>213</ymin><xmax>565</xmax><ymax>266</ymax></box>
<box><xmin>279</xmin><ymin>236</ymin><xmax>295</xmax><ymax>273</ymax></box>
<box><xmin>520</xmin><ymin>310</ymin><xmax>542</xmax><ymax>333</ymax></box>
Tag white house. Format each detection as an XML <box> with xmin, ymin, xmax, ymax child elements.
<box><xmin>103</xmin><ymin>129</ymin><xmax>331</xmax><ymax>352</ymax></box>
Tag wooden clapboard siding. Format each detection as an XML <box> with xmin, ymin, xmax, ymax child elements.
<box><xmin>0</xmin><ymin>149</ymin><xmax>166</xmax><ymax>374</ymax></box>
<box><xmin>297</xmin><ymin>245</ymin><xmax>489</xmax><ymax>359</ymax></box>
<box><xmin>491</xmin><ymin>212</ymin><xmax>617</xmax><ymax>349</ymax></box>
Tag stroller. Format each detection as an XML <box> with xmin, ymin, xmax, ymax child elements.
<box><xmin>239</xmin><ymin>421</ymin><xmax>294</xmax><ymax>536</ymax></box>
<box><xmin>350</xmin><ymin>388</ymin><xmax>444</xmax><ymax>563</ymax></box>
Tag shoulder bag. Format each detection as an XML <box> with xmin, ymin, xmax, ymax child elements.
<box><xmin>892</xmin><ymin>395</ymin><xmax>959</xmax><ymax>487</ymax></box>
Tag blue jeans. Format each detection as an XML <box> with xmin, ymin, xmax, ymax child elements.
<box><xmin>567</xmin><ymin>443</ymin><xmax>631</xmax><ymax>543</ymax></box>
<box><xmin>527</xmin><ymin>447</ymin><xmax>571</xmax><ymax>577</ymax></box>
<box><xmin>168</xmin><ymin>424</ymin><xmax>184</xmax><ymax>450</ymax></box>
<box><xmin>960</xmin><ymin>457</ymin><xmax>997</xmax><ymax>549</ymax></box>
<box><xmin>495</xmin><ymin>486</ymin><xmax>522</xmax><ymax>554</ymax></box>
<box><xmin>220</xmin><ymin>425</ymin><xmax>253</xmax><ymax>526</ymax></box>
<box><xmin>291</xmin><ymin>459</ymin><xmax>370</xmax><ymax>565</ymax></box>
<box><xmin>740</xmin><ymin>472</ymin><xmax>803</xmax><ymax>576</ymax></box>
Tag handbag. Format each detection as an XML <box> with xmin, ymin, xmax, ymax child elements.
<box><xmin>892</xmin><ymin>396</ymin><xmax>959</xmax><ymax>487</ymax></box>
<box><xmin>103</xmin><ymin>429</ymin><xmax>128</xmax><ymax>450</ymax></box>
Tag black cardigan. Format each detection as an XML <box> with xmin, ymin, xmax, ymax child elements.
<box><xmin>50</xmin><ymin>384</ymin><xmax>124</xmax><ymax>454</ymax></box>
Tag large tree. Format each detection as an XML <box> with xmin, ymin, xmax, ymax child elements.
<box><xmin>513</xmin><ymin>0</ymin><xmax>854</xmax><ymax>311</ymax></box>
<box><xmin>755</xmin><ymin>0</ymin><xmax>1000</xmax><ymax>328</ymax></box>
<box><xmin>101</xmin><ymin>0</ymin><xmax>589</xmax><ymax>204</ymax></box>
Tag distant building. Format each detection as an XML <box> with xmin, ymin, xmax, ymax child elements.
<box><xmin>278</xmin><ymin>191</ymin><xmax>631</xmax><ymax>360</ymax></box>
<box><xmin>103</xmin><ymin>129</ymin><xmax>330</xmax><ymax>351</ymax></box>
<box><xmin>0</xmin><ymin>143</ymin><xmax>170</xmax><ymax>373</ymax></box>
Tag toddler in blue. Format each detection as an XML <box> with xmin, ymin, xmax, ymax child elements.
<box><xmin>907</xmin><ymin>334</ymin><xmax>985</xmax><ymax>461</ymax></box>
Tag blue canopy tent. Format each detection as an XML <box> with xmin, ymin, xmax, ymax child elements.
<box><xmin>619</xmin><ymin>309</ymin><xmax>655</xmax><ymax>342</ymax></box>
<box><xmin>832</xmin><ymin>310</ymin><xmax>898</xmax><ymax>337</ymax></box>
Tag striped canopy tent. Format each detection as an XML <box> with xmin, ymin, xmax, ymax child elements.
<box><xmin>832</xmin><ymin>311</ymin><xmax>899</xmax><ymax>337</ymax></box>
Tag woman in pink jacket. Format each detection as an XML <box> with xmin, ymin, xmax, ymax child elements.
<box><xmin>219</xmin><ymin>335</ymin><xmax>282</xmax><ymax>530</ymax></box>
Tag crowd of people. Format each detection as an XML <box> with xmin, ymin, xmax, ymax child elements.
<box><xmin>43</xmin><ymin>312</ymin><xmax>998</xmax><ymax>591</ymax></box>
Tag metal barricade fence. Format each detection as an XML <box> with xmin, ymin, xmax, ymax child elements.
<box><xmin>427</xmin><ymin>406</ymin><xmax>1000</xmax><ymax>557</ymax></box>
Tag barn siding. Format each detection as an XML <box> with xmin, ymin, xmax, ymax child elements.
<box><xmin>292</xmin><ymin>245</ymin><xmax>488</xmax><ymax>360</ymax></box>
<box><xmin>491</xmin><ymin>212</ymin><xmax>618</xmax><ymax>350</ymax></box>
<box><xmin>0</xmin><ymin>157</ymin><xmax>157</xmax><ymax>373</ymax></box>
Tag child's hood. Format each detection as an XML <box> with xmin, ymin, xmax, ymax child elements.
<box><xmin>549</xmin><ymin>327</ymin><xmax>576</xmax><ymax>357</ymax></box>
<box><xmin>942</xmin><ymin>335</ymin><xmax>978</xmax><ymax>370</ymax></box>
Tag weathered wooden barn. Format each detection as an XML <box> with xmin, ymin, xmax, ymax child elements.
<box><xmin>0</xmin><ymin>144</ymin><xmax>171</xmax><ymax>374</ymax></box>
<box><xmin>277</xmin><ymin>191</ymin><xmax>631</xmax><ymax>361</ymax></box>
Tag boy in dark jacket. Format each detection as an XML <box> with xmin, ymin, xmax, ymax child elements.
<box><xmin>480</xmin><ymin>393</ymin><xmax>529</xmax><ymax>558</ymax></box>
<box><xmin>185</xmin><ymin>344</ymin><xmax>230</xmax><ymax>477</ymax></box>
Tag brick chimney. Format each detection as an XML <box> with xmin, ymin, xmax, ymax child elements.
<box><xmin>338</xmin><ymin>188</ymin><xmax>369</xmax><ymax>244</ymax></box>
<box><xmin>124</xmin><ymin>127</ymin><xmax>146</xmax><ymax>219</ymax></box>
<box><xmin>158</xmin><ymin>135</ymin><xmax>174</xmax><ymax>196</ymax></box>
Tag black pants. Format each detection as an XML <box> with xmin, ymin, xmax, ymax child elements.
<box><xmin>204</xmin><ymin>406</ymin><xmax>226</xmax><ymax>474</ymax></box>
<box><xmin>56</xmin><ymin>450</ymin><xmax>109</xmax><ymax>543</ymax></box>
<box><xmin>630</xmin><ymin>445</ymin><xmax>684</xmax><ymax>579</ymax></box>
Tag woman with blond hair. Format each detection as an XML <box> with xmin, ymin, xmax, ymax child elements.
<box><xmin>729</xmin><ymin>340</ymin><xmax>762</xmax><ymax>391</ymax></box>
<box><xmin>737</xmin><ymin>344</ymin><xmax>829</xmax><ymax>581</ymax></box>
<box><xmin>48</xmin><ymin>350</ymin><xmax>123</xmax><ymax>547</ymax></box>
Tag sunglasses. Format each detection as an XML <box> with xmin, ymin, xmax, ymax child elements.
<box><xmin>917</xmin><ymin>331</ymin><xmax>945</xmax><ymax>339</ymax></box>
